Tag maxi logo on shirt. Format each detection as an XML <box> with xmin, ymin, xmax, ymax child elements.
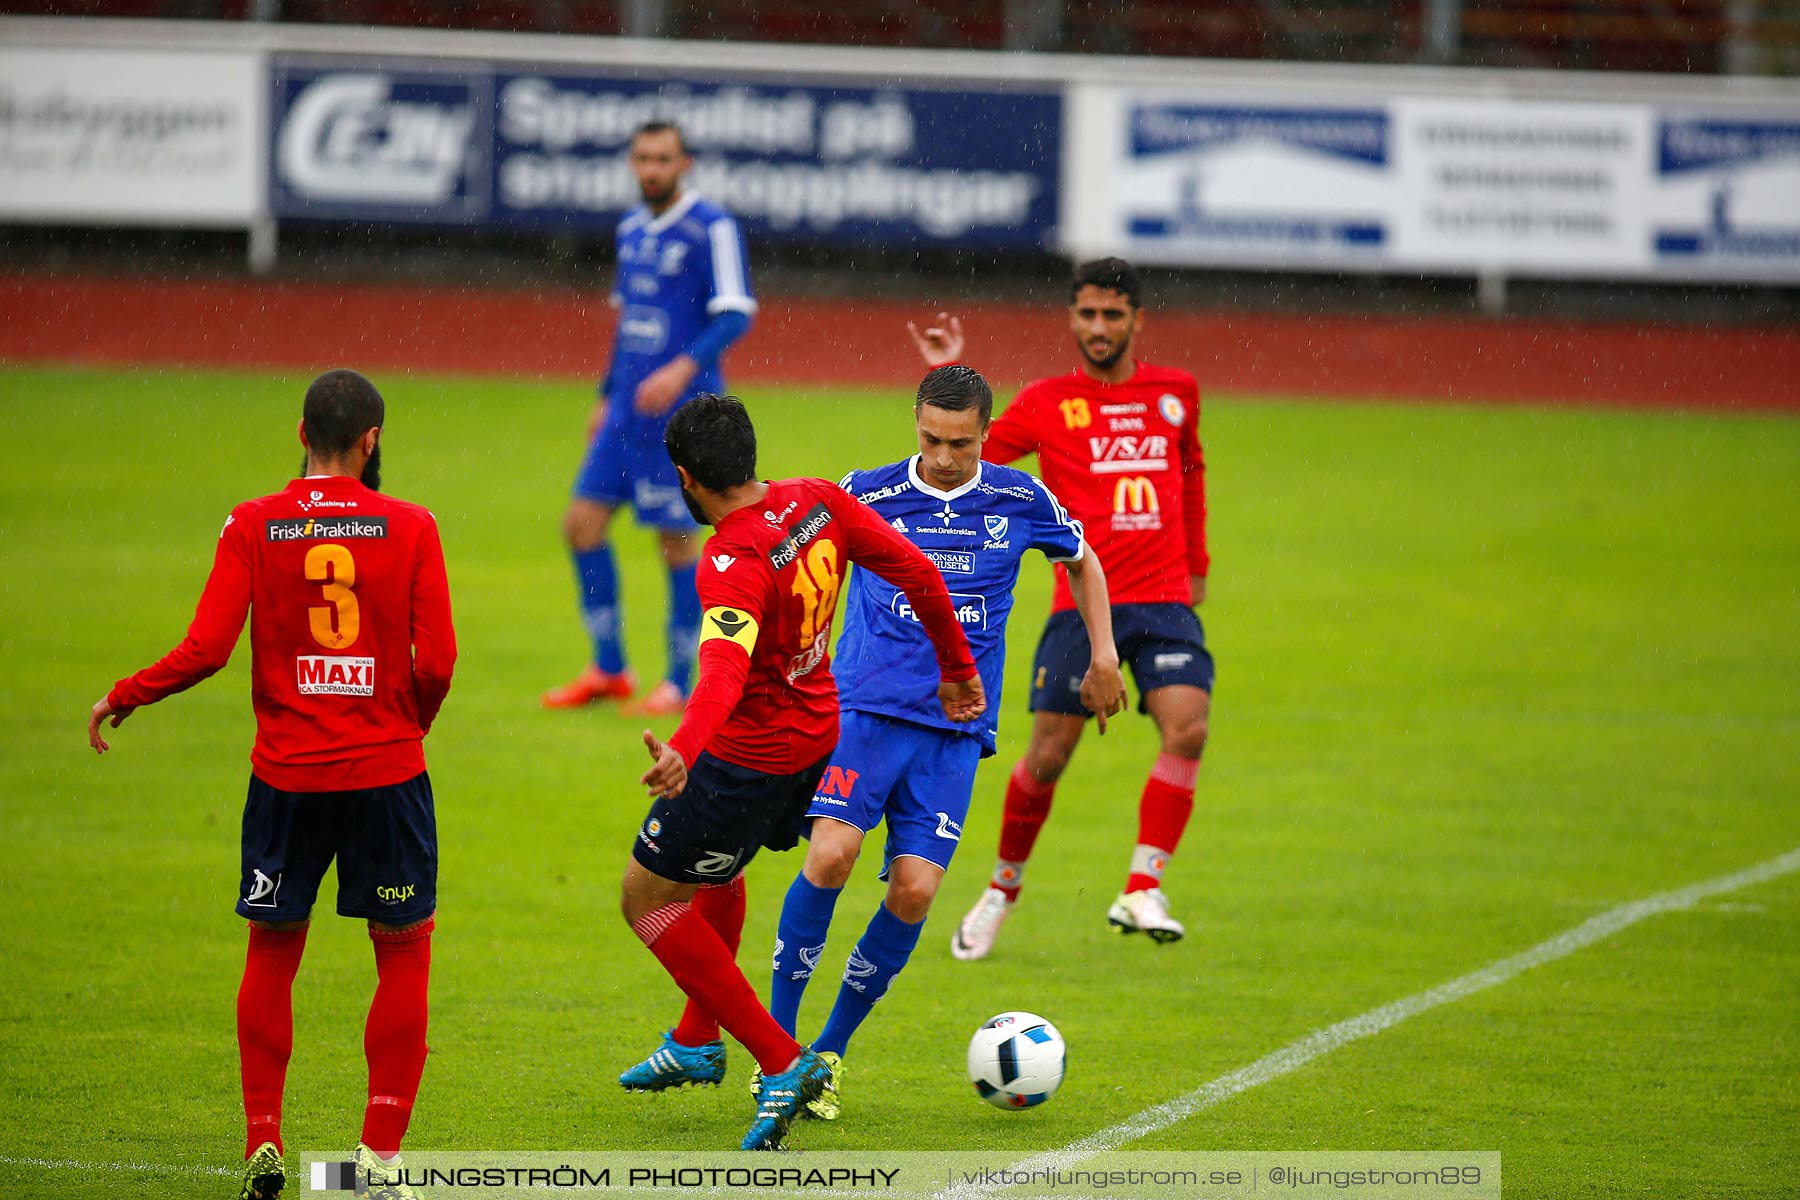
<box><xmin>266</xmin><ymin>517</ymin><xmax>388</xmax><ymax>541</ymax></box>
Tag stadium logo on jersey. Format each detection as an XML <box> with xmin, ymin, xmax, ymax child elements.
<box><xmin>985</xmin><ymin>516</ymin><xmax>1009</xmax><ymax>541</ymax></box>
<box><xmin>923</xmin><ymin>549</ymin><xmax>974</xmax><ymax>575</ymax></box>
<box><xmin>1159</xmin><ymin>393</ymin><xmax>1186</xmax><ymax>426</ymax></box>
<box><xmin>893</xmin><ymin>593</ymin><xmax>987</xmax><ymax>628</ymax></box>
<box><xmin>245</xmin><ymin>868</ymin><xmax>281</xmax><ymax>908</ymax></box>
<box><xmin>267</xmin><ymin>517</ymin><xmax>388</xmax><ymax>541</ymax></box>
<box><xmin>296</xmin><ymin>655</ymin><xmax>376</xmax><ymax>696</ymax></box>
<box><xmin>711</xmin><ymin>554</ymin><xmax>736</xmax><ymax>572</ymax></box>
<box><xmin>1087</xmin><ymin>435</ymin><xmax>1171</xmax><ymax>475</ymax></box>
<box><xmin>768</xmin><ymin>504</ymin><xmax>834</xmax><ymax>570</ymax></box>
<box><xmin>935</xmin><ymin>812</ymin><xmax>963</xmax><ymax>841</ymax></box>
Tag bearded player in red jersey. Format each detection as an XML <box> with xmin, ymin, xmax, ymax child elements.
<box><xmin>911</xmin><ymin>257</ymin><xmax>1213</xmax><ymax>958</ymax></box>
<box><xmin>622</xmin><ymin>394</ymin><xmax>983</xmax><ymax>1151</ymax></box>
<box><xmin>87</xmin><ymin>370</ymin><xmax>455</xmax><ymax>1200</ymax></box>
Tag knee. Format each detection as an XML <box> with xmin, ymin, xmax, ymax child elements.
<box><xmin>885</xmin><ymin>876</ymin><xmax>938</xmax><ymax>924</ymax></box>
<box><xmin>804</xmin><ymin>839</ymin><xmax>859</xmax><ymax>890</ymax></box>
<box><xmin>660</xmin><ymin>533</ymin><xmax>700</xmax><ymax>568</ymax></box>
<box><xmin>564</xmin><ymin>504</ymin><xmax>608</xmax><ymax>551</ymax></box>
<box><xmin>1023</xmin><ymin>741</ymin><xmax>1073</xmax><ymax>784</ymax></box>
<box><xmin>1162</xmin><ymin>714</ymin><xmax>1209</xmax><ymax>760</ymax></box>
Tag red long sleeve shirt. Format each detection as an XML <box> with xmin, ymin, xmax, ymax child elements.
<box><xmin>109</xmin><ymin>476</ymin><xmax>456</xmax><ymax>792</ymax></box>
<box><xmin>668</xmin><ymin>478</ymin><xmax>977</xmax><ymax>774</ymax></box>
<box><xmin>982</xmin><ymin>362</ymin><xmax>1208</xmax><ymax>612</ymax></box>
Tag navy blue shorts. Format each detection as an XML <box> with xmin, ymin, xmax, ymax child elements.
<box><xmin>1030</xmin><ymin>603</ymin><xmax>1215</xmax><ymax>717</ymax></box>
<box><xmin>237</xmin><ymin>771</ymin><xmax>437</xmax><ymax>923</ymax></box>
<box><xmin>633</xmin><ymin>752</ymin><xmax>830</xmax><ymax>885</ymax></box>
<box><xmin>572</xmin><ymin>419</ymin><xmax>700</xmax><ymax>531</ymax></box>
<box><xmin>808</xmin><ymin>710</ymin><xmax>982</xmax><ymax>875</ymax></box>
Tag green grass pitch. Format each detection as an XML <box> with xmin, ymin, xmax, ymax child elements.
<box><xmin>0</xmin><ymin>364</ymin><xmax>1795</xmax><ymax>1198</ymax></box>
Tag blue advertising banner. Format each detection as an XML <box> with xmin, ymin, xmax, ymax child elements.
<box><xmin>1651</xmin><ymin>114</ymin><xmax>1800</xmax><ymax>278</ymax></box>
<box><xmin>269</xmin><ymin>57</ymin><xmax>1060</xmax><ymax>248</ymax></box>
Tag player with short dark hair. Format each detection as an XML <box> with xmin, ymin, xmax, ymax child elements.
<box><xmin>911</xmin><ymin>257</ymin><xmax>1215</xmax><ymax>957</ymax></box>
<box><xmin>87</xmin><ymin>369</ymin><xmax>455</xmax><ymax>1200</ymax></box>
<box><xmin>617</xmin><ymin>394</ymin><xmax>985</xmax><ymax>1151</ymax></box>
<box><xmin>545</xmin><ymin>120</ymin><xmax>757</xmax><ymax>716</ymax></box>
<box><xmin>756</xmin><ymin>365</ymin><xmax>1126</xmax><ymax>1119</ymax></box>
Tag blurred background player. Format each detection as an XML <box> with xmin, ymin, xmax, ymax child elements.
<box><xmin>619</xmin><ymin>394</ymin><xmax>983</xmax><ymax>1150</ymax></box>
<box><xmin>761</xmin><ymin>364</ymin><xmax>1126</xmax><ymax>1119</ymax></box>
<box><xmin>544</xmin><ymin>120</ymin><xmax>756</xmax><ymax>716</ymax></box>
<box><xmin>911</xmin><ymin>257</ymin><xmax>1214</xmax><ymax>957</ymax></box>
<box><xmin>86</xmin><ymin>369</ymin><xmax>455</xmax><ymax>1200</ymax></box>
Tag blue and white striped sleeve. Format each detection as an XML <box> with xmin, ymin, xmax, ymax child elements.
<box><xmin>706</xmin><ymin>215</ymin><xmax>757</xmax><ymax>317</ymax></box>
<box><xmin>1029</xmin><ymin>476</ymin><xmax>1085</xmax><ymax>563</ymax></box>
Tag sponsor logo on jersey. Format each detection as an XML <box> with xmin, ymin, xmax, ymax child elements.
<box><xmin>646</xmin><ymin>819</ymin><xmax>663</xmax><ymax>837</ymax></box>
<box><xmin>711</xmin><ymin>554</ymin><xmax>736</xmax><ymax>572</ymax></box>
<box><xmin>768</xmin><ymin>503</ymin><xmax>833</xmax><ymax>570</ymax></box>
<box><xmin>979</xmin><ymin>482</ymin><xmax>1035</xmax><ymax>500</ymax></box>
<box><xmin>296</xmin><ymin>655</ymin><xmax>376</xmax><ymax>696</ymax></box>
<box><xmin>297</xmin><ymin>493</ymin><xmax>361</xmax><ymax>510</ymax></box>
<box><xmin>856</xmin><ymin>482</ymin><xmax>910</xmax><ymax>504</ymax></box>
<box><xmin>787</xmin><ymin>634</ymin><xmax>829</xmax><ymax>682</ymax></box>
<box><xmin>633</xmin><ymin>479</ymin><xmax>682</xmax><ymax>511</ymax></box>
<box><xmin>1109</xmin><ymin>416</ymin><xmax>1147</xmax><ymax>432</ymax></box>
<box><xmin>935</xmin><ymin>812</ymin><xmax>963</xmax><ymax>840</ymax></box>
<box><xmin>658</xmin><ymin>241</ymin><xmax>690</xmax><ymax>275</ymax></box>
<box><xmin>933</xmin><ymin>500</ymin><xmax>960</xmax><ymax>525</ymax></box>
<box><xmin>699</xmin><ymin>606</ymin><xmax>759</xmax><ymax>653</ymax></box>
<box><xmin>923</xmin><ymin>549</ymin><xmax>974</xmax><ymax>574</ymax></box>
<box><xmin>617</xmin><ymin>305</ymin><xmax>670</xmax><ymax>355</ymax></box>
<box><xmin>892</xmin><ymin>593</ymin><xmax>987</xmax><ymax>628</ymax></box>
<box><xmin>1153</xmin><ymin>652</ymin><xmax>1194</xmax><ymax>671</ymax></box>
<box><xmin>890</xmin><ymin>517</ymin><xmax>907</xmax><ymax>532</ymax></box>
<box><xmin>1111</xmin><ymin>476</ymin><xmax>1165</xmax><ymax>532</ymax></box>
<box><xmin>376</xmin><ymin>882</ymin><xmax>417</xmax><ymax>904</ymax></box>
<box><xmin>267</xmin><ymin>516</ymin><xmax>388</xmax><ymax>541</ymax></box>
<box><xmin>764</xmin><ymin>501</ymin><xmax>799</xmax><ymax>523</ymax></box>
<box><xmin>692</xmin><ymin>849</ymin><xmax>741</xmax><ymax>877</ymax></box>
<box><xmin>1087</xmin><ymin>435</ymin><xmax>1170</xmax><ymax>475</ymax></box>
<box><xmin>245</xmin><ymin>868</ymin><xmax>281</xmax><ymax>908</ymax></box>
<box><xmin>819</xmin><ymin>765</ymin><xmax>860</xmax><ymax>797</ymax></box>
<box><xmin>1101</xmin><ymin>402</ymin><xmax>1147</xmax><ymax>416</ymax></box>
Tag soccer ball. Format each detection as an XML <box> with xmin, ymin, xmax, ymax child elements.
<box><xmin>967</xmin><ymin>1011</ymin><xmax>1065</xmax><ymax>1109</ymax></box>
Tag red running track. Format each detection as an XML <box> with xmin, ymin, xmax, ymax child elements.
<box><xmin>3</xmin><ymin>272</ymin><xmax>1796</xmax><ymax>410</ymax></box>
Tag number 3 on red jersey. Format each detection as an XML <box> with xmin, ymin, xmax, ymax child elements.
<box><xmin>305</xmin><ymin>543</ymin><xmax>360</xmax><ymax>649</ymax></box>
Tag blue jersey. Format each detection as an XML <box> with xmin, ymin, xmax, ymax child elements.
<box><xmin>605</xmin><ymin>191</ymin><xmax>755</xmax><ymax>422</ymax></box>
<box><xmin>833</xmin><ymin>457</ymin><xmax>1084</xmax><ymax>755</ymax></box>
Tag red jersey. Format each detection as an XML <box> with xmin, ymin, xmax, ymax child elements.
<box><xmin>668</xmin><ymin>477</ymin><xmax>977</xmax><ymax>775</ymax></box>
<box><xmin>983</xmin><ymin>361</ymin><xmax>1207</xmax><ymax>612</ymax></box>
<box><xmin>109</xmin><ymin>476</ymin><xmax>456</xmax><ymax>792</ymax></box>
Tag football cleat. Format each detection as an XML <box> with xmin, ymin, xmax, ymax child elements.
<box><xmin>622</xmin><ymin>680</ymin><xmax>687</xmax><ymax>717</ymax></box>
<box><xmin>742</xmin><ymin>1049</ymin><xmax>833</xmax><ymax>1150</ymax></box>
<box><xmin>540</xmin><ymin>665</ymin><xmax>636</xmax><ymax>709</ymax></box>
<box><xmin>618</xmin><ymin>1030</ymin><xmax>726</xmax><ymax>1091</ymax></box>
<box><xmin>747</xmin><ymin>1050</ymin><xmax>842</xmax><ymax>1120</ymax></box>
<box><xmin>352</xmin><ymin>1144</ymin><xmax>419</xmax><ymax>1200</ymax></box>
<box><xmin>237</xmin><ymin>1141</ymin><xmax>284</xmax><ymax>1199</ymax></box>
<box><xmin>1107</xmin><ymin>887</ymin><xmax>1186</xmax><ymax>943</ymax></box>
<box><xmin>950</xmin><ymin>888</ymin><xmax>1013</xmax><ymax>961</ymax></box>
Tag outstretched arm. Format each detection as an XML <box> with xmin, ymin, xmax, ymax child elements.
<box><xmin>1063</xmin><ymin>546</ymin><xmax>1127</xmax><ymax>733</ymax></box>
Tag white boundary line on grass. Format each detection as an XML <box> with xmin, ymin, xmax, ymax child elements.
<box><xmin>0</xmin><ymin>1154</ymin><xmax>234</xmax><ymax>1177</ymax></box>
<box><xmin>940</xmin><ymin>844</ymin><xmax>1800</xmax><ymax>1197</ymax></box>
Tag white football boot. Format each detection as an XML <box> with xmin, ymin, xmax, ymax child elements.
<box><xmin>951</xmin><ymin>888</ymin><xmax>1013</xmax><ymax>961</ymax></box>
<box><xmin>1106</xmin><ymin>887</ymin><xmax>1186</xmax><ymax>943</ymax></box>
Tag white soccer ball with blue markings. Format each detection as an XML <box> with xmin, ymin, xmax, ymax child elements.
<box><xmin>967</xmin><ymin>1011</ymin><xmax>1065</xmax><ymax>1109</ymax></box>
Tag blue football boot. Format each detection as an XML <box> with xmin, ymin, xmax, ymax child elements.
<box><xmin>618</xmin><ymin>1030</ymin><xmax>726</xmax><ymax>1091</ymax></box>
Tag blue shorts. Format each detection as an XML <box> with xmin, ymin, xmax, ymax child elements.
<box><xmin>1030</xmin><ymin>603</ymin><xmax>1215</xmax><ymax>717</ymax></box>
<box><xmin>571</xmin><ymin>418</ymin><xmax>699</xmax><ymax>531</ymax></box>
<box><xmin>807</xmin><ymin>710</ymin><xmax>983</xmax><ymax>875</ymax></box>
<box><xmin>237</xmin><ymin>771</ymin><xmax>437</xmax><ymax>924</ymax></box>
<box><xmin>634</xmin><ymin>752</ymin><xmax>830</xmax><ymax>885</ymax></box>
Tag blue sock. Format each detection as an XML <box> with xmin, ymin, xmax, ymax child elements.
<box><xmin>667</xmin><ymin>561</ymin><xmax>700</xmax><ymax>693</ymax></box>
<box><xmin>573</xmin><ymin>545</ymin><xmax>625</xmax><ymax>674</ymax></box>
<box><xmin>814</xmin><ymin>904</ymin><xmax>923</xmax><ymax>1058</ymax></box>
<box><xmin>769</xmin><ymin>873</ymin><xmax>842</xmax><ymax>1037</ymax></box>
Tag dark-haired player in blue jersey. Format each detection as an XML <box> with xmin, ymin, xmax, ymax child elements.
<box><xmin>758</xmin><ymin>365</ymin><xmax>1127</xmax><ymax>1119</ymax></box>
<box><xmin>544</xmin><ymin>120</ymin><xmax>756</xmax><ymax>717</ymax></box>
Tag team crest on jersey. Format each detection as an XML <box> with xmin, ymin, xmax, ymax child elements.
<box><xmin>1158</xmin><ymin>393</ymin><xmax>1186</xmax><ymax>426</ymax></box>
<box><xmin>984</xmin><ymin>516</ymin><xmax>1009</xmax><ymax>541</ymax></box>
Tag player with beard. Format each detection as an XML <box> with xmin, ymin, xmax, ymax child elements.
<box><xmin>88</xmin><ymin>370</ymin><xmax>456</xmax><ymax>1199</ymax></box>
<box><xmin>910</xmin><ymin>258</ymin><xmax>1214</xmax><ymax>957</ymax></box>
<box><xmin>544</xmin><ymin>120</ymin><xmax>757</xmax><ymax>717</ymax></box>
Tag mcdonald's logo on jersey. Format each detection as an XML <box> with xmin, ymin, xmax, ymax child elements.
<box><xmin>1113</xmin><ymin>476</ymin><xmax>1160</xmax><ymax>514</ymax></box>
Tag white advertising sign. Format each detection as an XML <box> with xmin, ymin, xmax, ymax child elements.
<box><xmin>1649</xmin><ymin>112</ymin><xmax>1800</xmax><ymax>280</ymax></box>
<box><xmin>1391</xmin><ymin>98</ymin><xmax>1654</xmax><ymax>273</ymax></box>
<box><xmin>0</xmin><ymin>47</ymin><xmax>263</xmax><ymax>225</ymax></box>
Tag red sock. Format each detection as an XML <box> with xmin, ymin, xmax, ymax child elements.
<box><xmin>634</xmin><ymin>901</ymin><xmax>800</xmax><ymax>1075</ymax></box>
<box><xmin>238</xmin><ymin>924</ymin><xmax>308</xmax><ymax>1158</ymax></box>
<box><xmin>674</xmin><ymin>876</ymin><xmax>746</xmax><ymax>1046</ymax></box>
<box><xmin>991</xmin><ymin>760</ymin><xmax>1057</xmax><ymax>901</ymax></box>
<box><xmin>1128</xmin><ymin>753</ymin><xmax>1198</xmax><ymax>893</ymax></box>
<box><xmin>361</xmin><ymin>918</ymin><xmax>433</xmax><ymax>1158</ymax></box>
